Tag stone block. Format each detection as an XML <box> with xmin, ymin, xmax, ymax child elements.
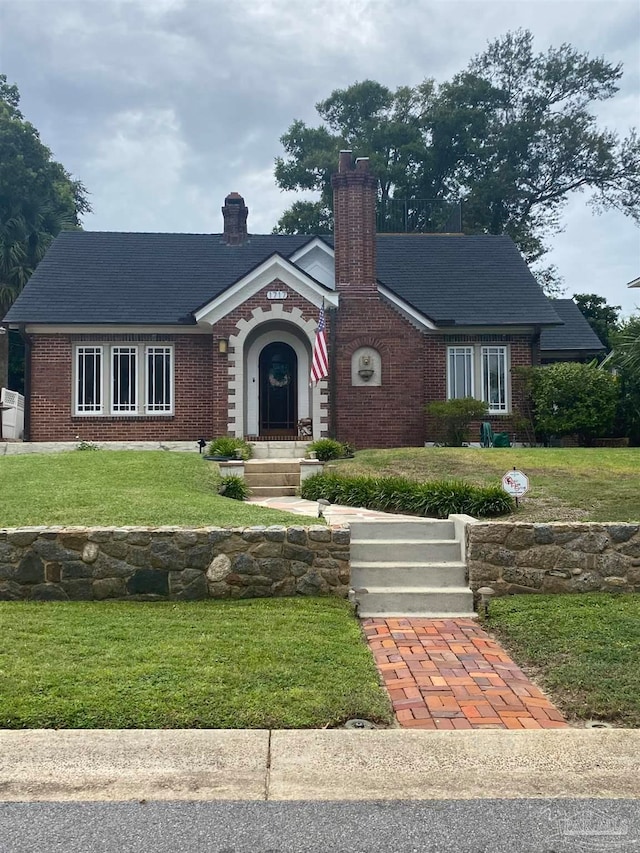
<box><xmin>45</xmin><ymin>562</ymin><xmax>62</xmax><ymax>583</ymax></box>
<box><xmin>126</xmin><ymin>531</ymin><xmax>152</xmax><ymax>546</ymax></box>
<box><xmin>308</xmin><ymin>526</ymin><xmax>331</xmax><ymax>542</ymax></box>
<box><xmin>175</xmin><ymin>574</ymin><xmax>207</xmax><ymax>600</ymax></box>
<box><xmin>272</xmin><ymin>577</ymin><xmax>296</xmax><ymax>596</ymax></box>
<box><xmin>231</xmin><ymin>552</ymin><xmax>259</xmax><ymax>576</ymax></box>
<box><xmin>533</xmin><ymin>525</ymin><xmax>554</xmax><ymax>545</ymax></box>
<box><xmin>82</xmin><ymin>542</ymin><xmax>100</xmax><ymax>564</ymax></box>
<box><xmin>296</xmin><ymin>568</ymin><xmax>330</xmax><ymax>595</ymax></box>
<box><xmin>126</xmin><ymin>569</ymin><xmax>169</xmax><ymax>596</ymax></box>
<box><xmin>332</xmin><ymin>528</ymin><xmax>350</xmax><ymax>546</ymax></box>
<box><xmin>59</xmin><ymin>532</ymin><xmax>88</xmax><ymax>552</ymax></box>
<box><xmin>92</xmin><ymin>578</ymin><xmax>126</xmax><ymax>600</ymax></box>
<box><xmin>29</xmin><ymin>583</ymin><xmax>69</xmax><ymax>601</ymax></box>
<box><xmin>0</xmin><ymin>581</ymin><xmax>27</xmax><ymax>600</ymax></box>
<box><xmin>242</xmin><ymin>528</ymin><xmax>267</xmax><ymax>543</ymax></box>
<box><xmin>184</xmin><ymin>544</ymin><xmax>212</xmax><ymax>569</ymax></box>
<box><xmin>61</xmin><ymin>578</ymin><xmax>94</xmax><ymax>600</ymax></box>
<box><xmin>149</xmin><ymin>540</ymin><xmax>185</xmax><ymax>571</ymax></box>
<box><xmin>251</xmin><ymin>542</ymin><xmax>283</xmax><ymax>558</ymax></box>
<box><xmin>6</xmin><ymin>530</ymin><xmax>40</xmax><ymax>547</ymax></box>
<box><xmin>608</xmin><ymin>524</ymin><xmax>639</xmax><ymax>543</ymax></box>
<box><xmin>504</xmin><ymin>525</ymin><xmax>535</xmax><ymax>549</ymax></box>
<box><xmin>515</xmin><ymin>547</ymin><xmax>561</xmax><ymax>571</ymax></box>
<box><xmin>257</xmin><ymin>559</ymin><xmax>289</xmax><ymax>582</ymax></box>
<box><xmin>0</xmin><ymin>543</ymin><xmax>16</xmax><ymax>562</ymax></box>
<box><xmin>283</xmin><ymin>544</ymin><xmax>314</xmax><ymax>564</ymax></box>
<box><xmin>469</xmin><ymin>525</ymin><xmax>509</xmax><ymax>544</ymax></box>
<box><xmin>503</xmin><ymin>566</ymin><xmax>545</xmax><ymax>589</ymax></box>
<box><xmin>287</xmin><ymin>527</ymin><xmax>308</xmax><ymax>545</ymax></box>
<box><xmin>15</xmin><ymin>553</ymin><xmax>44</xmax><ymax>584</ymax></box>
<box><xmin>99</xmin><ymin>539</ymin><xmax>129</xmax><ymax>560</ymax></box>
<box><xmin>174</xmin><ymin>531</ymin><xmax>199</xmax><ymax>548</ymax></box>
<box><xmin>207</xmin><ymin>553</ymin><xmax>232</xmax><ymax>583</ymax></box>
<box><xmin>264</xmin><ymin>526</ymin><xmax>286</xmax><ymax>542</ymax></box>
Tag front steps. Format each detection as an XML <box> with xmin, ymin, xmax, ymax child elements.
<box><xmin>249</xmin><ymin>441</ymin><xmax>310</xmax><ymax>459</ymax></box>
<box><xmin>243</xmin><ymin>460</ymin><xmax>301</xmax><ymax>497</ymax></box>
<box><xmin>350</xmin><ymin>519</ymin><xmax>475</xmax><ymax>618</ymax></box>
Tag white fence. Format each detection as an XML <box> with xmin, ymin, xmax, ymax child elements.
<box><xmin>1</xmin><ymin>388</ymin><xmax>24</xmax><ymax>440</ymax></box>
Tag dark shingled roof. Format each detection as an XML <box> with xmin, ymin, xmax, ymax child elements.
<box><xmin>540</xmin><ymin>299</ymin><xmax>606</xmax><ymax>353</ymax></box>
<box><xmin>4</xmin><ymin>230</ymin><xmax>561</xmax><ymax>328</ymax></box>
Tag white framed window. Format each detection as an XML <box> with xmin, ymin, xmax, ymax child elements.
<box><xmin>481</xmin><ymin>346</ymin><xmax>508</xmax><ymax>413</ymax></box>
<box><xmin>112</xmin><ymin>347</ymin><xmax>138</xmax><ymax>414</ymax></box>
<box><xmin>76</xmin><ymin>346</ymin><xmax>103</xmax><ymax>414</ymax></box>
<box><xmin>74</xmin><ymin>344</ymin><xmax>173</xmax><ymax>417</ymax></box>
<box><xmin>146</xmin><ymin>346</ymin><xmax>173</xmax><ymax>413</ymax></box>
<box><xmin>446</xmin><ymin>344</ymin><xmax>509</xmax><ymax>414</ymax></box>
<box><xmin>447</xmin><ymin>346</ymin><xmax>474</xmax><ymax>399</ymax></box>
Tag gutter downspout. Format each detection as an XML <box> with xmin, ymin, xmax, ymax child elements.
<box><xmin>18</xmin><ymin>325</ymin><xmax>32</xmax><ymax>442</ymax></box>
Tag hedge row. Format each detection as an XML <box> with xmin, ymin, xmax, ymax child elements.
<box><xmin>300</xmin><ymin>473</ymin><xmax>514</xmax><ymax>518</ymax></box>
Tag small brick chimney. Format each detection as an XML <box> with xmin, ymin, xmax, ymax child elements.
<box><xmin>222</xmin><ymin>192</ymin><xmax>248</xmax><ymax>245</ymax></box>
<box><xmin>331</xmin><ymin>150</ymin><xmax>378</xmax><ymax>297</ymax></box>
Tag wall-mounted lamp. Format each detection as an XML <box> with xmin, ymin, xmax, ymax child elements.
<box><xmin>218</xmin><ymin>338</ymin><xmax>229</xmax><ymax>355</ymax></box>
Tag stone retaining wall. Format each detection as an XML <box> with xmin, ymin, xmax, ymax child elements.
<box><xmin>0</xmin><ymin>526</ymin><xmax>350</xmax><ymax>601</ymax></box>
<box><xmin>467</xmin><ymin>522</ymin><xmax>640</xmax><ymax>595</ymax></box>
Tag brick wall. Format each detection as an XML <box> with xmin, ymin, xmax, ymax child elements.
<box><xmin>29</xmin><ymin>334</ymin><xmax>214</xmax><ymax>441</ymax></box>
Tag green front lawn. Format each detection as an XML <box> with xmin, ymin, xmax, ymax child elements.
<box><xmin>334</xmin><ymin>447</ymin><xmax>640</xmax><ymax>522</ymax></box>
<box><xmin>485</xmin><ymin>593</ymin><xmax>640</xmax><ymax>727</ymax></box>
<box><xmin>0</xmin><ymin>599</ymin><xmax>393</xmax><ymax>729</ymax></box>
<box><xmin>0</xmin><ymin>451</ymin><xmax>303</xmax><ymax>527</ymax></box>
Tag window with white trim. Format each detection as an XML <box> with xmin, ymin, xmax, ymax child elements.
<box><xmin>74</xmin><ymin>344</ymin><xmax>174</xmax><ymax>416</ymax></box>
<box><xmin>76</xmin><ymin>346</ymin><xmax>103</xmax><ymax>414</ymax></box>
<box><xmin>446</xmin><ymin>344</ymin><xmax>509</xmax><ymax>414</ymax></box>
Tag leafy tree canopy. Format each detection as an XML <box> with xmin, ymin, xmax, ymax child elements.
<box><xmin>0</xmin><ymin>74</ymin><xmax>90</xmax><ymax>314</ymax></box>
<box><xmin>573</xmin><ymin>293</ymin><xmax>621</xmax><ymax>351</ymax></box>
<box><xmin>273</xmin><ymin>30</ymin><xmax>639</xmax><ymax>287</ymax></box>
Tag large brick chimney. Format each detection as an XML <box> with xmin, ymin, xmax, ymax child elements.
<box><xmin>331</xmin><ymin>150</ymin><xmax>378</xmax><ymax>297</ymax></box>
<box><xmin>222</xmin><ymin>192</ymin><xmax>248</xmax><ymax>245</ymax></box>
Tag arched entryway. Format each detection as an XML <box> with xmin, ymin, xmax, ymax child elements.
<box><xmin>258</xmin><ymin>341</ymin><xmax>298</xmax><ymax>436</ymax></box>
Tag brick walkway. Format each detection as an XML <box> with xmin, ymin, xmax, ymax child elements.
<box><xmin>363</xmin><ymin>617</ymin><xmax>568</xmax><ymax>730</ymax></box>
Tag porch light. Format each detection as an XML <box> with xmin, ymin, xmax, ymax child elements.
<box><xmin>218</xmin><ymin>338</ymin><xmax>229</xmax><ymax>355</ymax></box>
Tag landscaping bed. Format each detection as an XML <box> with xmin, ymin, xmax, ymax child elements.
<box><xmin>333</xmin><ymin>447</ymin><xmax>640</xmax><ymax>522</ymax></box>
<box><xmin>0</xmin><ymin>598</ymin><xmax>393</xmax><ymax>729</ymax></box>
<box><xmin>484</xmin><ymin>593</ymin><xmax>640</xmax><ymax>727</ymax></box>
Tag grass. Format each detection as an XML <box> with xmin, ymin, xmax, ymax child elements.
<box><xmin>484</xmin><ymin>593</ymin><xmax>640</xmax><ymax>727</ymax></box>
<box><xmin>333</xmin><ymin>447</ymin><xmax>640</xmax><ymax>522</ymax></box>
<box><xmin>0</xmin><ymin>598</ymin><xmax>393</xmax><ymax>729</ymax></box>
<box><xmin>0</xmin><ymin>451</ymin><xmax>305</xmax><ymax>528</ymax></box>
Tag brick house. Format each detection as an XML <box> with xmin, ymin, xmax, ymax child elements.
<box><xmin>3</xmin><ymin>151</ymin><xmax>596</xmax><ymax>447</ymax></box>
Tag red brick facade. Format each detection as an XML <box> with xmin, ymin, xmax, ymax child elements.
<box><xmin>23</xmin><ymin>153</ymin><xmax>538</xmax><ymax>447</ymax></box>
<box><xmin>29</xmin><ymin>334</ymin><xmax>214</xmax><ymax>442</ymax></box>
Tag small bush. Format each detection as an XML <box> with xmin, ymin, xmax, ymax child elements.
<box><xmin>300</xmin><ymin>472</ymin><xmax>514</xmax><ymax>518</ymax></box>
<box><xmin>218</xmin><ymin>475</ymin><xmax>250</xmax><ymax>501</ymax></box>
<box><xmin>427</xmin><ymin>398</ymin><xmax>489</xmax><ymax>446</ymax></box>
<box><xmin>307</xmin><ymin>438</ymin><xmax>346</xmax><ymax>461</ymax></box>
<box><xmin>208</xmin><ymin>436</ymin><xmax>253</xmax><ymax>460</ymax></box>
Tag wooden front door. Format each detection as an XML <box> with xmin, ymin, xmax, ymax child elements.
<box><xmin>259</xmin><ymin>342</ymin><xmax>297</xmax><ymax>436</ymax></box>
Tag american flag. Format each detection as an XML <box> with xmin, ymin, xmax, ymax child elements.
<box><xmin>310</xmin><ymin>304</ymin><xmax>328</xmax><ymax>384</ymax></box>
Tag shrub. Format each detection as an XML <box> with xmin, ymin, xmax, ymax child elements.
<box><xmin>218</xmin><ymin>475</ymin><xmax>250</xmax><ymax>501</ymax></box>
<box><xmin>300</xmin><ymin>472</ymin><xmax>514</xmax><ymax>518</ymax></box>
<box><xmin>207</xmin><ymin>436</ymin><xmax>253</xmax><ymax>460</ymax></box>
<box><xmin>531</xmin><ymin>362</ymin><xmax>619</xmax><ymax>446</ymax></box>
<box><xmin>427</xmin><ymin>398</ymin><xmax>489</xmax><ymax>446</ymax></box>
<box><xmin>307</xmin><ymin>438</ymin><xmax>346</xmax><ymax>461</ymax></box>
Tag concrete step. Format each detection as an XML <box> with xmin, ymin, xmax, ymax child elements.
<box><xmin>352</xmin><ymin>539</ymin><xmax>462</xmax><ymax>563</ymax></box>
<box><xmin>244</xmin><ymin>461</ymin><xmax>300</xmax><ymax>474</ymax></box>
<box><xmin>250</xmin><ymin>442</ymin><xmax>311</xmax><ymax>459</ymax></box>
<box><xmin>349</xmin><ymin>520</ymin><xmax>456</xmax><ymax>541</ymax></box>
<box><xmin>351</xmin><ymin>561</ymin><xmax>467</xmax><ymax>589</ymax></box>
<box><xmin>247</xmin><ymin>485</ymin><xmax>298</xmax><ymax>498</ymax></box>
<box><xmin>244</xmin><ymin>472</ymin><xmax>300</xmax><ymax>487</ymax></box>
<box><xmin>355</xmin><ymin>587</ymin><xmax>475</xmax><ymax>618</ymax></box>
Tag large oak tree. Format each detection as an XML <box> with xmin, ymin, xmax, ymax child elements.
<box><xmin>273</xmin><ymin>30</ymin><xmax>639</xmax><ymax>289</ymax></box>
<box><xmin>0</xmin><ymin>75</ymin><xmax>90</xmax><ymax>391</ymax></box>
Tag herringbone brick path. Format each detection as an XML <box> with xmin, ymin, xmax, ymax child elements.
<box><xmin>363</xmin><ymin>617</ymin><xmax>568</xmax><ymax>730</ymax></box>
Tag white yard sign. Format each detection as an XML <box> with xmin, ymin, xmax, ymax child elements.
<box><xmin>502</xmin><ymin>469</ymin><xmax>530</xmax><ymax>499</ymax></box>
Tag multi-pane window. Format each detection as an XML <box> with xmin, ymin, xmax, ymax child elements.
<box><xmin>146</xmin><ymin>347</ymin><xmax>172</xmax><ymax>413</ymax></box>
<box><xmin>112</xmin><ymin>347</ymin><xmax>138</xmax><ymax>413</ymax></box>
<box><xmin>481</xmin><ymin>346</ymin><xmax>508</xmax><ymax>412</ymax></box>
<box><xmin>74</xmin><ymin>344</ymin><xmax>173</xmax><ymax>416</ymax></box>
<box><xmin>76</xmin><ymin>346</ymin><xmax>103</xmax><ymax>414</ymax></box>
<box><xmin>447</xmin><ymin>347</ymin><xmax>473</xmax><ymax>399</ymax></box>
<box><xmin>447</xmin><ymin>345</ymin><xmax>509</xmax><ymax>413</ymax></box>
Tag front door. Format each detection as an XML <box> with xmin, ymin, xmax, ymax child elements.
<box><xmin>259</xmin><ymin>342</ymin><xmax>297</xmax><ymax>436</ymax></box>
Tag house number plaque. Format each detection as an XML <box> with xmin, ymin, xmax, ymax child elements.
<box><xmin>267</xmin><ymin>290</ymin><xmax>287</xmax><ymax>300</ymax></box>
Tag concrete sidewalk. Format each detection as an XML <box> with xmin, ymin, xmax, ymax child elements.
<box><xmin>1</xmin><ymin>729</ymin><xmax>638</xmax><ymax>802</ymax></box>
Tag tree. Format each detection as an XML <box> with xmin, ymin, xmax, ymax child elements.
<box><xmin>532</xmin><ymin>362</ymin><xmax>619</xmax><ymax>445</ymax></box>
<box><xmin>273</xmin><ymin>30</ymin><xmax>639</xmax><ymax>279</ymax></box>
<box><xmin>574</xmin><ymin>293</ymin><xmax>621</xmax><ymax>351</ymax></box>
<box><xmin>612</xmin><ymin>314</ymin><xmax>640</xmax><ymax>444</ymax></box>
<box><xmin>0</xmin><ymin>74</ymin><xmax>90</xmax><ymax>390</ymax></box>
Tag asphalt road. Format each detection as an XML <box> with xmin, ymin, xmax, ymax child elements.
<box><xmin>1</xmin><ymin>800</ymin><xmax>638</xmax><ymax>853</ymax></box>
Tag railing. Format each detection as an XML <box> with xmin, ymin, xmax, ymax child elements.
<box><xmin>376</xmin><ymin>199</ymin><xmax>462</xmax><ymax>233</ymax></box>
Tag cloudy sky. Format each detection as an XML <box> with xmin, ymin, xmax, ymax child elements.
<box><xmin>1</xmin><ymin>0</ymin><xmax>639</xmax><ymax>314</ymax></box>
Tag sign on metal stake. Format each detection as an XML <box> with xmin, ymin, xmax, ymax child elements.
<box><xmin>501</xmin><ymin>467</ymin><xmax>530</xmax><ymax>506</ymax></box>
